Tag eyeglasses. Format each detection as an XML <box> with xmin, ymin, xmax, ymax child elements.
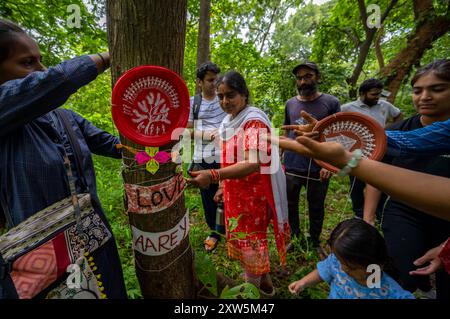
<box><xmin>295</xmin><ymin>73</ymin><xmax>315</xmax><ymax>81</ymax></box>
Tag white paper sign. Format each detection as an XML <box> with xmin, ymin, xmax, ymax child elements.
<box><xmin>132</xmin><ymin>211</ymin><xmax>189</xmax><ymax>256</ymax></box>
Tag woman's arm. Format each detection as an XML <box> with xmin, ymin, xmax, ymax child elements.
<box><xmin>70</xmin><ymin>110</ymin><xmax>121</xmax><ymax>158</ymax></box>
<box><xmin>363</xmin><ymin>185</ymin><xmax>382</xmax><ymax>226</ymax></box>
<box><xmin>188</xmin><ymin>120</ymin><xmax>271</xmax><ymax>188</ymax></box>
<box><xmin>188</xmin><ymin>150</ymin><xmax>260</xmax><ymax>189</ymax></box>
<box><xmin>277</xmin><ymin>136</ymin><xmax>450</xmax><ymax>221</ymax></box>
<box><xmin>386</xmin><ymin>119</ymin><xmax>450</xmax><ymax>156</ymax></box>
<box><xmin>0</xmin><ymin>54</ymin><xmax>108</xmax><ymax>136</ymax></box>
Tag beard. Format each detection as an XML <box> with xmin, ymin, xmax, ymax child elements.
<box><xmin>365</xmin><ymin>99</ymin><xmax>378</xmax><ymax>106</ymax></box>
<box><xmin>297</xmin><ymin>83</ymin><xmax>317</xmax><ymax>97</ymax></box>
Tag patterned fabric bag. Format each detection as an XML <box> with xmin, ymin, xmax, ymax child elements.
<box><xmin>0</xmin><ymin>110</ymin><xmax>111</xmax><ymax>299</ymax></box>
<box><xmin>46</xmin><ymin>254</ymin><xmax>105</xmax><ymax>299</ymax></box>
<box><xmin>0</xmin><ymin>194</ymin><xmax>111</xmax><ymax>299</ymax></box>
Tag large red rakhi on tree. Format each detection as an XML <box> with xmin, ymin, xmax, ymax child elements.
<box><xmin>313</xmin><ymin>112</ymin><xmax>387</xmax><ymax>173</ymax></box>
<box><xmin>112</xmin><ymin>66</ymin><xmax>190</xmax><ymax>146</ymax></box>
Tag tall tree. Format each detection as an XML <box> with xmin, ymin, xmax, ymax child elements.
<box><xmin>195</xmin><ymin>0</ymin><xmax>211</xmax><ymax>94</ymax></box>
<box><xmin>106</xmin><ymin>0</ymin><xmax>194</xmax><ymax>298</ymax></box>
<box><xmin>346</xmin><ymin>0</ymin><xmax>398</xmax><ymax>98</ymax></box>
<box><xmin>381</xmin><ymin>0</ymin><xmax>450</xmax><ymax>102</ymax></box>
<box><xmin>0</xmin><ymin>0</ymin><xmax>106</xmax><ymax>65</ymax></box>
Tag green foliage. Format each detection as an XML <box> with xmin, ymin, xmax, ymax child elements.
<box><xmin>220</xmin><ymin>283</ymin><xmax>260</xmax><ymax>299</ymax></box>
<box><xmin>5</xmin><ymin>0</ymin><xmax>447</xmax><ymax>299</ymax></box>
<box><xmin>194</xmin><ymin>252</ymin><xmax>219</xmax><ymax>296</ymax></box>
<box><xmin>1</xmin><ymin>0</ymin><xmax>107</xmax><ymax>66</ymax></box>
<box><xmin>194</xmin><ymin>251</ymin><xmax>260</xmax><ymax>299</ymax></box>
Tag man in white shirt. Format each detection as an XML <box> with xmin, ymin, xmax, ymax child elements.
<box><xmin>187</xmin><ymin>62</ymin><xmax>226</xmax><ymax>252</ymax></box>
<box><xmin>341</xmin><ymin>78</ymin><xmax>403</xmax><ymax>218</ymax></box>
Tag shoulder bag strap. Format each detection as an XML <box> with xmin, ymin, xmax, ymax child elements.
<box><xmin>54</xmin><ymin>109</ymin><xmax>86</xmax><ymax>234</ymax></box>
<box><xmin>55</xmin><ymin>109</ymin><xmax>88</xmax><ymax>189</ymax></box>
<box><xmin>193</xmin><ymin>93</ymin><xmax>202</xmax><ymax>121</ymax></box>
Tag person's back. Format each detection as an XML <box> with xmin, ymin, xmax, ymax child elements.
<box><xmin>319</xmin><ymin>253</ymin><xmax>414</xmax><ymax>299</ymax></box>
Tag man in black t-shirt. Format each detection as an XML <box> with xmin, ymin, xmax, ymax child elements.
<box><xmin>283</xmin><ymin>62</ymin><xmax>340</xmax><ymax>255</ymax></box>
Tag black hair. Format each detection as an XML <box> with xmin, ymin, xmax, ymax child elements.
<box><xmin>196</xmin><ymin>61</ymin><xmax>221</xmax><ymax>80</ymax></box>
<box><xmin>411</xmin><ymin>58</ymin><xmax>450</xmax><ymax>86</ymax></box>
<box><xmin>328</xmin><ymin>218</ymin><xmax>388</xmax><ymax>269</ymax></box>
<box><xmin>0</xmin><ymin>19</ymin><xmax>26</xmax><ymax>63</ymax></box>
<box><xmin>359</xmin><ymin>78</ymin><xmax>383</xmax><ymax>95</ymax></box>
<box><xmin>216</xmin><ymin>70</ymin><xmax>250</xmax><ymax>104</ymax></box>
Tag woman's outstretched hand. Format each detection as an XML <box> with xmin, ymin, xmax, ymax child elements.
<box><xmin>282</xmin><ymin>111</ymin><xmax>319</xmax><ymax>138</ymax></box>
<box><xmin>186</xmin><ymin>170</ymin><xmax>212</xmax><ymax>189</ymax></box>
<box><xmin>269</xmin><ymin>135</ymin><xmax>352</xmax><ymax>169</ymax></box>
<box><xmin>410</xmin><ymin>244</ymin><xmax>444</xmax><ymax>276</ymax></box>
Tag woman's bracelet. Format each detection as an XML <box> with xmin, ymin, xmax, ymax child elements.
<box><xmin>209</xmin><ymin>169</ymin><xmax>221</xmax><ymax>183</ymax></box>
<box><xmin>337</xmin><ymin>149</ymin><xmax>363</xmax><ymax>177</ymax></box>
<box><xmin>97</xmin><ymin>53</ymin><xmax>109</xmax><ymax>69</ymax></box>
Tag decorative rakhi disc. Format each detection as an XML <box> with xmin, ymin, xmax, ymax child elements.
<box><xmin>112</xmin><ymin>66</ymin><xmax>190</xmax><ymax>146</ymax></box>
<box><xmin>313</xmin><ymin>112</ymin><xmax>387</xmax><ymax>173</ymax></box>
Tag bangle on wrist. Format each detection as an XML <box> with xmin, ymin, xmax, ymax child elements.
<box><xmin>97</xmin><ymin>53</ymin><xmax>109</xmax><ymax>69</ymax></box>
<box><xmin>209</xmin><ymin>169</ymin><xmax>221</xmax><ymax>183</ymax></box>
<box><xmin>337</xmin><ymin>149</ymin><xmax>362</xmax><ymax>177</ymax></box>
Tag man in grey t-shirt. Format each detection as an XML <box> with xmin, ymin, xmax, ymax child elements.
<box><xmin>186</xmin><ymin>62</ymin><xmax>226</xmax><ymax>252</ymax></box>
<box><xmin>341</xmin><ymin>78</ymin><xmax>403</xmax><ymax>218</ymax></box>
<box><xmin>341</xmin><ymin>78</ymin><xmax>403</xmax><ymax>127</ymax></box>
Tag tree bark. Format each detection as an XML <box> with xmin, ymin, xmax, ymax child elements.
<box><xmin>374</xmin><ymin>27</ymin><xmax>385</xmax><ymax>70</ymax></box>
<box><xmin>346</xmin><ymin>0</ymin><xmax>398</xmax><ymax>98</ymax></box>
<box><xmin>196</xmin><ymin>0</ymin><xmax>211</xmax><ymax>94</ymax></box>
<box><xmin>381</xmin><ymin>2</ymin><xmax>450</xmax><ymax>103</ymax></box>
<box><xmin>106</xmin><ymin>0</ymin><xmax>195</xmax><ymax>299</ymax></box>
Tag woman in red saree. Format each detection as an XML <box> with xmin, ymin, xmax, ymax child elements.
<box><xmin>188</xmin><ymin>71</ymin><xmax>289</xmax><ymax>295</ymax></box>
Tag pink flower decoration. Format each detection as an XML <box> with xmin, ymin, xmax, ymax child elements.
<box><xmin>135</xmin><ymin>150</ymin><xmax>171</xmax><ymax>165</ymax></box>
<box><xmin>135</xmin><ymin>151</ymin><xmax>151</xmax><ymax>165</ymax></box>
<box><xmin>154</xmin><ymin>151</ymin><xmax>171</xmax><ymax>164</ymax></box>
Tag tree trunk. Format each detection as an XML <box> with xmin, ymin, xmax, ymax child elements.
<box><xmin>347</xmin><ymin>31</ymin><xmax>377</xmax><ymax>98</ymax></box>
<box><xmin>106</xmin><ymin>0</ymin><xmax>195</xmax><ymax>299</ymax></box>
<box><xmin>346</xmin><ymin>0</ymin><xmax>398</xmax><ymax>98</ymax></box>
<box><xmin>374</xmin><ymin>27</ymin><xmax>385</xmax><ymax>70</ymax></box>
<box><xmin>195</xmin><ymin>0</ymin><xmax>211</xmax><ymax>94</ymax></box>
<box><xmin>381</xmin><ymin>10</ymin><xmax>450</xmax><ymax>103</ymax></box>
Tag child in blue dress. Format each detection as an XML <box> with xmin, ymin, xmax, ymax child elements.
<box><xmin>288</xmin><ymin>218</ymin><xmax>414</xmax><ymax>299</ymax></box>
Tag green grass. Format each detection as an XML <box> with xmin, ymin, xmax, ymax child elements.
<box><xmin>94</xmin><ymin>155</ymin><xmax>355</xmax><ymax>299</ymax></box>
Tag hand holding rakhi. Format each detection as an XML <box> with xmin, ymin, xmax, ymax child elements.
<box><xmin>319</xmin><ymin>168</ymin><xmax>333</xmax><ymax>181</ymax></box>
<box><xmin>187</xmin><ymin>170</ymin><xmax>212</xmax><ymax>189</ymax></box>
<box><xmin>268</xmin><ymin>134</ymin><xmax>352</xmax><ymax>169</ymax></box>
